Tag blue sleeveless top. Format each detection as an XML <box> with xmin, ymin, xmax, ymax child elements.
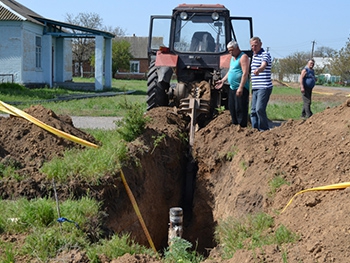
<box><xmin>303</xmin><ymin>67</ymin><xmax>316</xmax><ymax>89</ymax></box>
<box><xmin>227</xmin><ymin>52</ymin><xmax>250</xmax><ymax>90</ymax></box>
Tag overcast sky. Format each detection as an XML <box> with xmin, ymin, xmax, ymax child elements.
<box><xmin>17</xmin><ymin>0</ymin><xmax>350</xmax><ymax>58</ymax></box>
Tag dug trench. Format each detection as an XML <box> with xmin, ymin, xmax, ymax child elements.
<box><xmin>2</xmin><ymin>91</ymin><xmax>350</xmax><ymax>262</ymax></box>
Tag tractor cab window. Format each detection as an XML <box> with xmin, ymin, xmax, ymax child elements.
<box><xmin>173</xmin><ymin>14</ymin><xmax>226</xmax><ymax>53</ymax></box>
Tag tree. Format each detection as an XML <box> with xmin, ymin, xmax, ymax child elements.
<box><xmin>112</xmin><ymin>40</ymin><xmax>133</xmax><ymax>75</ymax></box>
<box><xmin>65</xmin><ymin>12</ymin><xmax>130</xmax><ymax>78</ymax></box>
<box><xmin>314</xmin><ymin>46</ymin><xmax>336</xmax><ymax>57</ymax></box>
<box><xmin>65</xmin><ymin>12</ymin><xmax>104</xmax><ymax>77</ymax></box>
<box><xmin>329</xmin><ymin>38</ymin><xmax>350</xmax><ymax>81</ymax></box>
<box><xmin>103</xmin><ymin>25</ymin><xmax>126</xmax><ymax>37</ymax></box>
<box><xmin>272</xmin><ymin>52</ymin><xmax>309</xmax><ymax>81</ymax></box>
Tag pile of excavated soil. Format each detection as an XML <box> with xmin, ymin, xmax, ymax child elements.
<box><xmin>1</xmin><ymin>88</ymin><xmax>350</xmax><ymax>262</ymax></box>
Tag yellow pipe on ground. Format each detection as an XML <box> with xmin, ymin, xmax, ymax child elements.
<box><xmin>281</xmin><ymin>182</ymin><xmax>350</xmax><ymax>213</ymax></box>
<box><xmin>0</xmin><ymin>101</ymin><xmax>99</xmax><ymax>148</ymax></box>
<box><xmin>119</xmin><ymin>169</ymin><xmax>158</xmax><ymax>254</ymax></box>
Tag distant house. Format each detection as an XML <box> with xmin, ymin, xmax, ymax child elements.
<box><xmin>0</xmin><ymin>0</ymin><xmax>114</xmax><ymax>90</ymax></box>
<box><xmin>114</xmin><ymin>35</ymin><xmax>149</xmax><ymax>80</ymax></box>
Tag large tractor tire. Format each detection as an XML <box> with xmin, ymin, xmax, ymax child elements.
<box><xmin>146</xmin><ymin>61</ymin><xmax>169</xmax><ymax>110</ymax></box>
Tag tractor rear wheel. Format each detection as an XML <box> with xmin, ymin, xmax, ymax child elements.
<box><xmin>146</xmin><ymin>61</ymin><xmax>169</xmax><ymax>110</ymax></box>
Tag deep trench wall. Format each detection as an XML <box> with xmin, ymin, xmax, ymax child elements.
<box><xmin>104</xmin><ymin>123</ymin><xmax>188</xmax><ymax>250</ymax></box>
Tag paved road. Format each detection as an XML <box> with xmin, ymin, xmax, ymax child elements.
<box><xmin>0</xmin><ymin>114</ymin><xmax>121</xmax><ymax>130</ymax></box>
<box><xmin>71</xmin><ymin>116</ymin><xmax>121</xmax><ymax>130</ymax></box>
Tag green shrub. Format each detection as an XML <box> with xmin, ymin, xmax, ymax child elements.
<box><xmin>116</xmin><ymin>102</ymin><xmax>151</xmax><ymax>142</ymax></box>
<box><xmin>164</xmin><ymin>237</ymin><xmax>203</xmax><ymax>263</ymax></box>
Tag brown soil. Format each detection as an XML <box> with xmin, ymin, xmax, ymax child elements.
<box><xmin>1</xmin><ymin>85</ymin><xmax>350</xmax><ymax>262</ymax></box>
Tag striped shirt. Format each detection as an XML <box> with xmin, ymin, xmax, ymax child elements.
<box><xmin>251</xmin><ymin>48</ymin><xmax>273</xmax><ymax>90</ymax></box>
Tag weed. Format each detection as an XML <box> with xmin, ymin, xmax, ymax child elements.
<box><xmin>268</xmin><ymin>174</ymin><xmax>290</xmax><ymax>197</ymax></box>
<box><xmin>226</xmin><ymin>146</ymin><xmax>238</xmax><ymax>161</ymax></box>
<box><xmin>215</xmin><ymin>212</ymin><xmax>298</xmax><ymax>259</ymax></box>
<box><xmin>87</xmin><ymin>234</ymin><xmax>155</xmax><ymax>262</ymax></box>
<box><xmin>178</xmin><ymin>131</ymin><xmax>189</xmax><ymax>144</ymax></box>
<box><xmin>0</xmin><ymin>160</ymin><xmax>23</xmax><ymax>181</ymax></box>
<box><xmin>151</xmin><ymin>133</ymin><xmax>166</xmax><ymax>154</ymax></box>
<box><xmin>116</xmin><ymin>102</ymin><xmax>151</xmax><ymax>142</ymax></box>
<box><xmin>0</xmin><ymin>242</ymin><xmax>15</xmax><ymax>263</ymax></box>
<box><xmin>164</xmin><ymin>237</ymin><xmax>203</xmax><ymax>263</ymax></box>
<box><xmin>240</xmin><ymin>160</ymin><xmax>248</xmax><ymax>171</ymax></box>
<box><xmin>216</xmin><ymin>105</ymin><xmax>226</xmax><ymax>114</ymax></box>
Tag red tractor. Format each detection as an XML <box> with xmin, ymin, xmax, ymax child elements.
<box><xmin>147</xmin><ymin>4</ymin><xmax>253</xmax><ymax>144</ymax></box>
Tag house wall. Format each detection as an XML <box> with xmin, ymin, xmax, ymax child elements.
<box><xmin>0</xmin><ymin>21</ymin><xmax>22</xmax><ymax>83</ymax></box>
<box><xmin>22</xmin><ymin>21</ymin><xmax>46</xmax><ymax>84</ymax></box>
<box><xmin>0</xmin><ymin>20</ymin><xmax>72</xmax><ymax>86</ymax></box>
<box><xmin>114</xmin><ymin>58</ymin><xmax>148</xmax><ymax>80</ymax></box>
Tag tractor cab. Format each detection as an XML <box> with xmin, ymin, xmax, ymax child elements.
<box><xmin>148</xmin><ymin>4</ymin><xmax>253</xmax><ymax>61</ymax></box>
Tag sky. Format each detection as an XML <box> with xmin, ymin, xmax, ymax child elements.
<box><xmin>17</xmin><ymin>0</ymin><xmax>350</xmax><ymax>59</ymax></box>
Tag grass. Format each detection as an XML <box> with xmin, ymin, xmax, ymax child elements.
<box><xmin>0</xmin><ymin>78</ymin><xmax>147</xmax><ymax>117</ymax></box>
<box><xmin>268</xmin><ymin>174</ymin><xmax>290</xmax><ymax>198</ymax></box>
<box><xmin>40</xmin><ymin>100</ymin><xmax>147</xmax><ymax>183</ymax></box>
<box><xmin>0</xmin><ymin>79</ymin><xmax>343</xmax><ymax>119</ymax></box>
<box><xmin>215</xmin><ymin>212</ymin><xmax>299</xmax><ymax>260</ymax></box>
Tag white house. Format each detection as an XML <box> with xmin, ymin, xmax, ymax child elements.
<box><xmin>0</xmin><ymin>0</ymin><xmax>114</xmax><ymax>90</ymax></box>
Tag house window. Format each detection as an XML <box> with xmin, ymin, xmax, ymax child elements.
<box><xmin>130</xmin><ymin>61</ymin><xmax>139</xmax><ymax>73</ymax></box>
<box><xmin>35</xmin><ymin>36</ymin><xmax>42</xmax><ymax>68</ymax></box>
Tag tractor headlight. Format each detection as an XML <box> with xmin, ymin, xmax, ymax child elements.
<box><xmin>212</xmin><ymin>12</ymin><xmax>219</xmax><ymax>21</ymax></box>
<box><xmin>180</xmin><ymin>12</ymin><xmax>188</xmax><ymax>20</ymax></box>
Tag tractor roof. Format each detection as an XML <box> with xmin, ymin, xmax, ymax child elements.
<box><xmin>174</xmin><ymin>4</ymin><xmax>228</xmax><ymax>12</ymax></box>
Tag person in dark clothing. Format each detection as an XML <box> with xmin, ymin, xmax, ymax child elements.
<box><xmin>300</xmin><ymin>58</ymin><xmax>316</xmax><ymax>118</ymax></box>
<box><xmin>215</xmin><ymin>41</ymin><xmax>250</xmax><ymax>127</ymax></box>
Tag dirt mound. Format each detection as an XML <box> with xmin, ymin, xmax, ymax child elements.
<box><xmin>2</xmin><ymin>94</ymin><xmax>350</xmax><ymax>262</ymax></box>
<box><xmin>0</xmin><ymin>105</ymin><xmax>98</xmax><ymax>198</ymax></box>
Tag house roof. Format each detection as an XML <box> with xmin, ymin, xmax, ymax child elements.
<box><xmin>313</xmin><ymin>57</ymin><xmax>332</xmax><ymax>69</ymax></box>
<box><xmin>0</xmin><ymin>0</ymin><xmax>115</xmax><ymax>38</ymax></box>
<box><xmin>117</xmin><ymin>36</ymin><xmax>149</xmax><ymax>58</ymax></box>
<box><xmin>0</xmin><ymin>0</ymin><xmax>43</xmax><ymax>24</ymax></box>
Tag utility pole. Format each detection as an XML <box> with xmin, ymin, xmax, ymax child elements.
<box><xmin>311</xmin><ymin>40</ymin><xmax>316</xmax><ymax>58</ymax></box>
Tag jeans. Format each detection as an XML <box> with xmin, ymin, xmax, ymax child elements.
<box><xmin>301</xmin><ymin>87</ymin><xmax>313</xmax><ymax>118</ymax></box>
<box><xmin>228</xmin><ymin>88</ymin><xmax>249</xmax><ymax>127</ymax></box>
<box><xmin>250</xmin><ymin>88</ymin><xmax>272</xmax><ymax>131</ymax></box>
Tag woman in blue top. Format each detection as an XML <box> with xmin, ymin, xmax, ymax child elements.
<box><xmin>215</xmin><ymin>41</ymin><xmax>250</xmax><ymax>127</ymax></box>
<box><xmin>300</xmin><ymin>59</ymin><xmax>316</xmax><ymax>118</ymax></box>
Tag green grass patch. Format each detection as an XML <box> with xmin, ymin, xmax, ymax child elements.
<box><xmin>40</xmin><ymin>128</ymin><xmax>128</xmax><ymax>183</ymax></box>
<box><xmin>268</xmin><ymin>174</ymin><xmax>290</xmax><ymax>197</ymax></box>
<box><xmin>41</xmin><ymin>101</ymin><xmax>149</xmax><ymax>183</ymax></box>
<box><xmin>215</xmin><ymin>212</ymin><xmax>298</xmax><ymax>259</ymax></box>
<box><xmin>87</xmin><ymin>234</ymin><xmax>156</xmax><ymax>262</ymax></box>
<box><xmin>0</xmin><ymin>197</ymin><xmax>139</xmax><ymax>262</ymax></box>
<box><xmin>0</xmin><ymin>79</ymin><xmax>147</xmax><ymax>117</ymax></box>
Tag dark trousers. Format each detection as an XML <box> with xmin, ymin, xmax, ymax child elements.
<box><xmin>302</xmin><ymin>87</ymin><xmax>313</xmax><ymax>118</ymax></box>
<box><xmin>228</xmin><ymin>87</ymin><xmax>249</xmax><ymax>127</ymax></box>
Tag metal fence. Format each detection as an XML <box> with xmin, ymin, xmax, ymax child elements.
<box><xmin>0</xmin><ymin>74</ymin><xmax>14</xmax><ymax>83</ymax></box>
